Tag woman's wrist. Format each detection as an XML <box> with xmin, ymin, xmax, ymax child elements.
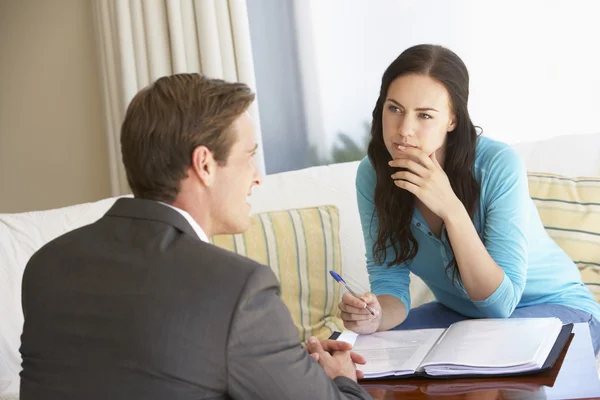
<box><xmin>375</xmin><ymin>295</ymin><xmax>407</xmax><ymax>331</ymax></box>
<box><xmin>442</xmin><ymin>197</ymin><xmax>468</xmax><ymax>225</ymax></box>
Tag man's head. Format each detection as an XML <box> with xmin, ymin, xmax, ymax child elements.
<box><xmin>121</xmin><ymin>73</ymin><xmax>262</xmax><ymax>237</ymax></box>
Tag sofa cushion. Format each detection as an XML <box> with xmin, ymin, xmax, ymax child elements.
<box><xmin>527</xmin><ymin>173</ymin><xmax>600</xmax><ymax>299</ymax></box>
<box><xmin>211</xmin><ymin>205</ymin><xmax>344</xmax><ymax>343</ymax></box>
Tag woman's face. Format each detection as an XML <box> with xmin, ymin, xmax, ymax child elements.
<box><xmin>382</xmin><ymin>74</ymin><xmax>456</xmax><ymax>162</ymax></box>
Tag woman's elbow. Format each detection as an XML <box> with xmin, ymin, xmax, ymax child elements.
<box><xmin>479</xmin><ymin>301</ymin><xmax>519</xmax><ymax>319</ymax></box>
<box><xmin>484</xmin><ymin>308</ymin><xmax>513</xmax><ymax>319</ymax></box>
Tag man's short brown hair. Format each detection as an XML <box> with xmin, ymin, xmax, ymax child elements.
<box><xmin>120</xmin><ymin>73</ymin><xmax>255</xmax><ymax>202</ymax></box>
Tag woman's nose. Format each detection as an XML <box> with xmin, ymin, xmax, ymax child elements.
<box><xmin>397</xmin><ymin>116</ymin><xmax>415</xmax><ymax>137</ymax></box>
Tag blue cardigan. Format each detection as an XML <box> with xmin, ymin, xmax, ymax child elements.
<box><xmin>356</xmin><ymin>136</ymin><xmax>600</xmax><ymax>320</ymax></box>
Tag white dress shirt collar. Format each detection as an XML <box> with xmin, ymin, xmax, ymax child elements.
<box><xmin>158</xmin><ymin>202</ymin><xmax>209</xmax><ymax>243</ymax></box>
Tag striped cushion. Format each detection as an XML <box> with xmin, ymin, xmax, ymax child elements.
<box><xmin>211</xmin><ymin>205</ymin><xmax>343</xmax><ymax>343</ymax></box>
<box><xmin>528</xmin><ymin>173</ymin><xmax>600</xmax><ymax>298</ymax></box>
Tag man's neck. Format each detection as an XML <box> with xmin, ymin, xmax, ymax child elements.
<box><xmin>166</xmin><ymin>198</ymin><xmax>212</xmax><ymax>241</ymax></box>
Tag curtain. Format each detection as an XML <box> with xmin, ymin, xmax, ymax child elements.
<box><xmin>92</xmin><ymin>0</ymin><xmax>265</xmax><ymax>196</ymax></box>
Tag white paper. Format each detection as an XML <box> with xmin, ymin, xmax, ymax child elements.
<box><xmin>344</xmin><ymin>328</ymin><xmax>445</xmax><ymax>378</ymax></box>
<box><xmin>420</xmin><ymin>318</ymin><xmax>563</xmax><ymax>375</ymax></box>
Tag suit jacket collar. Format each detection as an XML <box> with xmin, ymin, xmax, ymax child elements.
<box><xmin>105</xmin><ymin>197</ymin><xmax>201</xmax><ymax>240</ymax></box>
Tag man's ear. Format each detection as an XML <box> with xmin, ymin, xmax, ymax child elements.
<box><xmin>191</xmin><ymin>145</ymin><xmax>216</xmax><ymax>187</ymax></box>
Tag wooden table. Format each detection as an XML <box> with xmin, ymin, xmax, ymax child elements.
<box><xmin>360</xmin><ymin>323</ymin><xmax>600</xmax><ymax>400</ymax></box>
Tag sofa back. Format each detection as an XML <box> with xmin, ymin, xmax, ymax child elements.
<box><xmin>511</xmin><ymin>132</ymin><xmax>600</xmax><ymax>177</ymax></box>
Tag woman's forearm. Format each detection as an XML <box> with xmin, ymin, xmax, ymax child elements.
<box><xmin>376</xmin><ymin>295</ymin><xmax>408</xmax><ymax>331</ymax></box>
<box><xmin>444</xmin><ymin>204</ymin><xmax>505</xmax><ymax>301</ymax></box>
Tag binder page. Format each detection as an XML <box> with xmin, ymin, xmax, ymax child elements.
<box><xmin>341</xmin><ymin>328</ymin><xmax>445</xmax><ymax>378</ymax></box>
<box><xmin>420</xmin><ymin>318</ymin><xmax>562</xmax><ymax>373</ymax></box>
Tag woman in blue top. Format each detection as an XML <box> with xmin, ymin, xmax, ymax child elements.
<box><xmin>339</xmin><ymin>44</ymin><xmax>600</xmax><ymax>353</ymax></box>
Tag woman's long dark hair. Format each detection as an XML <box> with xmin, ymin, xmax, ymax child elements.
<box><xmin>367</xmin><ymin>44</ymin><xmax>480</xmax><ymax>280</ymax></box>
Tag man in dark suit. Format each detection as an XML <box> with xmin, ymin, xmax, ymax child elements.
<box><xmin>19</xmin><ymin>74</ymin><xmax>372</xmax><ymax>399</ymax></box>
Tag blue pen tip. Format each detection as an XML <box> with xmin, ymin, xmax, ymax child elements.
<box><xmin>329</xmin><ymin>270</ymin><xmax>344</xmax><ymax>283</ymax></box>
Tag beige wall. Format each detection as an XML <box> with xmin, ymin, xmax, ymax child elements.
<box><xmin>0</xmin><ymin>0</ymin><xmax>111</xmax><ymax>213</ymax></box>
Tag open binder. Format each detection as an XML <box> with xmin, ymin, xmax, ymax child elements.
<box><xmin>332</xmin><ymin>318</ymin><xmax>573</xmax><ymax>379</ymax></box>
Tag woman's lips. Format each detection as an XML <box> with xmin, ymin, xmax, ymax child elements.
<box><xmin>393</xmin><ymin>142</ymin><xmax>418</xmax><ymax>149</ymax></box>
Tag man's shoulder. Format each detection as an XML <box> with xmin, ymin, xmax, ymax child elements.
<box><xmin>179</xmin><ymin>237</ymin><xmax>270</xmax><ymax>280</ymax></box>
<box><xmin>26</xmin><ymin>222</ymin><xmax>98</xmax><ymax>265</ymax></box>
<box><xmin>26</xmin><ymin>216</ymin><xmax>271</xmax><ymax>286</ymax></box>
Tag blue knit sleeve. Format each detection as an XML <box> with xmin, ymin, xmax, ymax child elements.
<box><xmin>471</xmin><ymin>148</ymin><xmax>530</xmax><ymax>317</ymax></box>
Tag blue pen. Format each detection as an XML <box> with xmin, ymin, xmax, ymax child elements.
<box><xmin>329</xmin><ymin>270</ymin><xmax>376</xmax><ymax>316</ymax></box>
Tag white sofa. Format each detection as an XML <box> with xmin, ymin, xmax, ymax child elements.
<box><xmin>1</xmin><ymin>132</ymin><xmax>600</xmax><ymax>398</ymax></box>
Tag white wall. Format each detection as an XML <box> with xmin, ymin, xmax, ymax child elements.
<box><xmin>0</xmin><ymin>0</ymin><xmax>111</xmax><ymax>213</ymax></box>
<box><xmin>302</xmin><ymin>0</ymin><xmax>600</xmax><ymax>149</ymax></box>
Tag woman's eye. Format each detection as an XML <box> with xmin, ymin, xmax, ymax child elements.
<box><xmin>388</xmin><ymin>105</ymin><xmax>401</xmax><ymax>113</ymax></box>
<box><xmin>419</xmin><ymin>113</ymin><xmax>432</xmax><ymax>119</ymax></box>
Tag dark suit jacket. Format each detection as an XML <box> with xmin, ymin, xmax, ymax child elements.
<box><xmin>19</xmin><ymin>198</ymin><xmax>371</xmax><ymax>399</ymax></box>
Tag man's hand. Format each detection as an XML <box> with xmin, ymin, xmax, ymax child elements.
<box><xmin>305</xmin><ymin>337</ymin><xmax>366</xmax><ymax>381</ymax></box>
<box><xmin>306</xmin><ymin>338</ymin><xmax>367</xmax><ymax>366</ymax></box>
